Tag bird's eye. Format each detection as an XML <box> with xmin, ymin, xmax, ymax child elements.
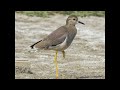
<box><xmin>73</xmin><ymin>19</ymin><xmax>76</xmax><ymax>21</ymax></box>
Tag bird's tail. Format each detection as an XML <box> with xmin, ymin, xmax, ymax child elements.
<box><xmin>30</xmin><ymin>40</ymin><xmax>42</xmax><ymax>49</ymax></box>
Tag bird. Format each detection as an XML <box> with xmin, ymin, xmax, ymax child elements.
<box><xmin>30</xmin><ymin>15</ymin><xmax>85</xmax><ymax>79</ymax></box>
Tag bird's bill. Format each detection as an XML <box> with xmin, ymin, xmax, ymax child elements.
<box><xmin>78</xmin><ymin>21</ymin><xmax>85</xmax><ymax>25</ymax></box>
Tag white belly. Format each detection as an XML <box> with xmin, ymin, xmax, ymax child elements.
<box><xmin>49</xmin><ymin>36</ymin><xmax>68</xmax><ymax>51</ymax></box>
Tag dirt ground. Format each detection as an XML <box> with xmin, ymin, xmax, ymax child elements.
<box><xmin>15</xmin><ymin>13</ymin><xmax>105</xmax><ymax>79</ymax></box>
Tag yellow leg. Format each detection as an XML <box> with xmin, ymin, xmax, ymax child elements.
<box><xmin>62</xmin><ymin>51</ymin><xmax>65</xmax><ymax>58</ymax></box>
<box><xmin>54</xmin><ymin>51</ymin><xmax>58</xmax><ymax>79</ymax></box>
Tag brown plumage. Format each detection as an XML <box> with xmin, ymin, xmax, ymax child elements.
<box><xmin>30</xmin><ymin>15</ymin><xmax>84</xmax><ymax>51</ymax></box>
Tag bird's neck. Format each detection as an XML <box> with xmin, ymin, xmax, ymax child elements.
<box><xmin>66</xmin><ymin>24</ymin><xmax>76</xmax><ymax>28</ymax></box>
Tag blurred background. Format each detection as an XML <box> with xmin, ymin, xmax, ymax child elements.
<box><xmin>16</xmin><ymin>11</ymin><xmax>105</xmax><ymax>17</ymax></box>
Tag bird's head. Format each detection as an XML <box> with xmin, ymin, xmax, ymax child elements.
<box><xmin>66</xmin><ymin>15</ymin><xmax>85</xmax><ymax>26</ymax></box>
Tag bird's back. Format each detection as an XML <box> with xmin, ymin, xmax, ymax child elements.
<box><xmin>30</xmin><ymin>26</ymin><xmax>68</xmax><ymax>50</ymax></box>
<box><xmin>32</xmin><ymin>25</ymin><xmax>77</xmax><ymax>49</ymax></box>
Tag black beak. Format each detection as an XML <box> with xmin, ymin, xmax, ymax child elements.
<box><xmin>78</xmin><ymin>21</ymin><xmax>85</xmax><ymax>25</ymax></box>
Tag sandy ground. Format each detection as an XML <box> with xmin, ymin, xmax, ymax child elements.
<box><xmin>15</xmin><ymin>13</ymin><xmax>105</xmax><ymax>79</ymax></box>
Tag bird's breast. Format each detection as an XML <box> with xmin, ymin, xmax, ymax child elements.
<box><xmin>66</xmin><ymin>28</ymin><xmax>77</xmax><ymax>46</ymax></box>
